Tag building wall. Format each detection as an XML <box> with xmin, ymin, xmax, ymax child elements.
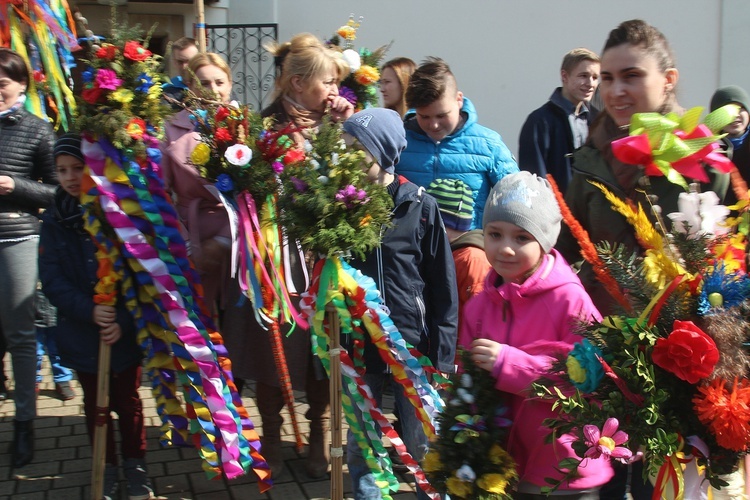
<box><xmin>232</xmin><ymin>0</ymin><xmax>748</xmax><ymax>157</ymax></box>
<box><xmin>73</xmin><ymin>1</ymin><xmax>750</xmax><ymax>157</ymax></box>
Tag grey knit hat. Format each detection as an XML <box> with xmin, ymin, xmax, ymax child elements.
<box><xmin>482</xmin><ymin>171</ymin><xmax>562</xmax><ymax>253</ymax></box>
<box><xmin>343</xmin><ymin>108</ymin><xmax>406</xmax><ymax>174</ymax></box>
<box><xmin>710</xmin><ymin>85</ymin><xmax>750</xmax><ymax>113</ymax></box>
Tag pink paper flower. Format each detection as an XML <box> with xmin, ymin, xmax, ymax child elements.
<box><xmin>583</xmin><ymin>418</ymin><xmax>632</xmax><ymax>462</ymax></box>
<box><xmin>95</xmin><ymin>69</ymin><xmax>123</xmax><ymax>91</ymax></box>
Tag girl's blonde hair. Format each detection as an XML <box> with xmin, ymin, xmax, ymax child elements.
<box><xmin>267</xmin><ymin>33</ymin><xmax>349</xmax><ymax>100</ymax></box>
<box><xmin>185</xmin><ymin>52</ymin><xmax>232</xmax><ymax>86</ymax></box>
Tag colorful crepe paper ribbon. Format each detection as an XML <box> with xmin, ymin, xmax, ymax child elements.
<box><xmin>300</xmin><ymin>256</ymin><xmax>443</xmax><ymax>499</ymax></box>
<box><xmin>80</xmin><ymin>137</ymin><xmax>270</xmax><ymax>490</ymax></box>
<box><xmin>611</xmin><ymin>106</ymin><xmax>738</xmax><ymax>189</ymax></box>
<box><xmin>1</xmin><ymin>0</ymin><xmax>78</xmax><ymax>130</ymax></box>
<box><xmin>235</xmin><ymin>191</ymin><xmax>307</xmax><ymax>451</ymax></box>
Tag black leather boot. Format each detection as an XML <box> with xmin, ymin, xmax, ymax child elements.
<box><xmin>12</xmin><ymin>419</ymin><xmax>34</xmax><ymax>468</ymax></box>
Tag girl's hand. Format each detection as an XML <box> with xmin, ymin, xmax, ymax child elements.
<box><xmin>99</xmin><ymin>322</ymin><xmax>122</xmax><ymax>345</ymax></box>
<box><xmin>93</xmin><ymin>305</ymin><xmax>116</xmax><ymax>327</ymax></box>
<box><xmin>470</xmin><ymin>338</ymin><xmax>503</xmax><ymax>372</ymax></box>
<box><xmin>328</xmin><ymin>95</ymin><xmax>354</xmax><ymax>123</ymax></box>
<box><xmin>0</xmin><ymin>175</ymin><xmax>15</xmax><ymax>196</ymax></box>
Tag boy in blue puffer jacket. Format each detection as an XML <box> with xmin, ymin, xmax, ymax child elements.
<box><xmin>39</xmin><ymin>134</ymin><xmax>156</xmax><ymax>500</ymax></box>
<box><xmin>396</xmin><ymin>57</ymin><xmax>518</xmax><ymax>229</ymax></box>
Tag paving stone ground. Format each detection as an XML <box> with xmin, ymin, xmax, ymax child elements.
<box><xmin>0</xmin><ymin>353</ymin><xmax>419</xmax><ymax>499</ymax></box>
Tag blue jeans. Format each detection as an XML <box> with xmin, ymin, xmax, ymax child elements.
<box><xmin>345</xmin><ymin>372</ymin><xmax>430</xmax><ymax>500</ymax></box>
<box><xmin>36</xmin><ymin>327</ymin><xmax>73</xmax><ymax>384</ymax></box>
<box><xmin>0</xmin><ymin>239</ymin><xmax>39</xmax><ymax>421</ymax></box>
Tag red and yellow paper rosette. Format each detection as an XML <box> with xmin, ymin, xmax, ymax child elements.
<box><xmin>611</xmin><ymin>105</ymin><xmax>739</xmax><ymax>190</ymax></box>
<box><xmin>80</xmin><ymin>137</ymin><xmax>270</xmax><ymax>490</ymax></box>
<box><xmin>300</xmin><ymin>256</ymin><xmax>443</xmax><ymax>500</ymax></box>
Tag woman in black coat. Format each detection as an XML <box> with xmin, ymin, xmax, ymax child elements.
<box><xmin>0</xmin><ymin>48</ymin><xmax>57</xmax><ymax>468</ymax></box>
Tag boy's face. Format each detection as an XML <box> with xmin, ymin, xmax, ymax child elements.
<box><xmin>415</xmin><ymin>90</ymin><xmax>464</xmax><ymax>142</ymax></box>
<box><xmin>56</xmin><ymin>154</ymin><xmax>85</xmax><ymax>198</ymax></box>
<box><xmin>484</xmin><ymin>220</ymin><xmax>543</xmax><ymax>284</ymax></box>
<box><xmin>561</xmin><ymin>60</ymin><xmax>600</xmax><ymax>105</ymax></box>
<box><xmin>343</xmin><ymin>132</ymin><xmax>381</xmax><ymax>182</ymax></box>
<box><xmin>172</xmin><ymin>45</ymin><xmax>199</xmax><ymax>79</ymax></box>
<box><xmin>723</xmin><ymin>104</ymin><xmax>750</xmax><ymax>138</ymax></box>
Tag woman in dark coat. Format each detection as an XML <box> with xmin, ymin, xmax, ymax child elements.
<box><xmin>0</xmin><ymin>48</ymin><xmax>57</xmax><ymax>468</ymax></box>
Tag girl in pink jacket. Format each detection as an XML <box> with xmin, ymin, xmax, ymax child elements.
<box><xmin>459</xmin><ymin>171</ymin><xmax>613</xmax><ymax>499</ymax></box>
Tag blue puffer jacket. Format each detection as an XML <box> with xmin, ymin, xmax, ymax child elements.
<box><xmin>39</xmin><ymin>188</ymin><xmax>142</xmax><ymax>374</ymax></box>
<box><xmin>396</xmin><ymin>96</ymin><xmax>518</xmax><ymax>229</ymax></box>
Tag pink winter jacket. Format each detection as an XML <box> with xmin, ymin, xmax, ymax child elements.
<box><xmin>459</xmin><ymin>249</ymin><xmax>613</xmax><ymax>491</ymax></box>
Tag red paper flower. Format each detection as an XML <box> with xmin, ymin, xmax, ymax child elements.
<box><xmin>652</xmin><ymin>320</ymin><xmax>719</xmax><ymax>384</ymax></box>
<box><xmin>33</xmin><ymin>70</ymin><xmax>46</xmax><ymax>83</ymax></box>
<box><xmin>95</xmin><ymin>43</ymin><xmax>118</xmax><ymax>61</ymax></box>
<box><xmin>283</xmin><ymin>148</ymin><xmax>305</xmax><ymax>165</ymax></box>
<box><xmin>215</xmin><ymin>128</ymin><xmax>233</xmax><ymax>143</ymax></box>
<box><xmin>123</xmin><ymin>41</ymin><xmax>152</xmax><ymax>62</ymax></box>
<box><xmin>693</xmin><ymin>378</ymin><xmax>750</xmax><ymax>452</ymax></box>
<box><xmin>215</xmin><ymin>106</ymin><xmax>230</xmax><ymax>123</ymax></box>
<box><xmin>81</xmin><ymin>84</ymin><xmax>104</xmax><ymax>104</ymax></box>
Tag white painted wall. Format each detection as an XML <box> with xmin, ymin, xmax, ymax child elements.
<box><xmin>229</xmin><ymin>0</ymin><xmax>749</xmax><ymax>157</ymax></box>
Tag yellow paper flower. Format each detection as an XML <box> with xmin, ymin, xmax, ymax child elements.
<box><xmin>110</xmin><ymin>88</ymin><xmax>134</xmax><ymax>104</ymax></box>
<box><xmin>354</xmin><ymin>65</ymin><xmax>380</xmax><ymax>85</ymax></box>
<box><xmin>422</xmin><ymin>450</ymin><xmax>442</xmax><ymax>472</ymax></box>
<box><xmin>566</xmin><ymin>355</ymin><xmax>587</xmax><ymax>385</ymax></box>
<box><xmin>446</xmin><ymin>476</ymin><xmax>473</xmax><ymax>498</ymax></box>
<box><xmin>488</xmin><ymin>443</ymin><xmax>514</xmax><ymax>467</ymax></box>
<box><xmin>337</xmin><ymin>25</ymin><xmax>356</xmax><ymax>40</ymax></box>
<box><xmin>191</xmin><ymin>143</ymin><xmax>211</xmax><ymax>166</ymax></box>
<box><xmin>477</xmin><ymin>473</ymin><xmax>511</xmax><ymax>494</ymax></box>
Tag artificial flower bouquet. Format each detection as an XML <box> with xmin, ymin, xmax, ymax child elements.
<box><xmin>277</xmin><ymin>114</ymin><xmax>392</xmax><ymax>260</ymax></box>
<box><xmin>280</xmin><ymin>117</ymin><xmax>446</xmax><ymax>498</ymax></box>
<box><xmin>73</xmin><ymin>22</ymin><xmax>270</xmax><ymax>487</ymax></box>
<box><xmin>75</xmin><ymin>23</ymin><xmax>169</xmax><ymax>156</ymax></box>
<box><xmin>188</xmin><ymin>100</ymin><xmax>306</xmax><ymax>203</ymax></box>
<box><xmin>534</xmin><ymin>181</ymin><xmax>750</xmax><ymax>497</ymax></box>
<box><xmin>327</xmin><ymin>14</ymin><xmax>389</xmax><ymax>111</ymax></box>
<box><xmin>423</xmin><ymin>350</ymin><xmax>517</xmax><ymax>500</ymax></box>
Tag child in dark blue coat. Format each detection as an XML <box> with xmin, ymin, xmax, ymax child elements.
<box><xmin>38</xmin><ymin>134</ymin><xmax>155</xmax><ymax>500</ymax></box>
<box><xmin>342</xmin><ymin>108</ymin><xmax>459</xmax><ymax>500</ymax></box>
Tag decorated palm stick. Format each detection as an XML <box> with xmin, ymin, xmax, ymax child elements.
<box><xmin>326</xmin><ymin>302</ymin><xmax>343</xmax><ymax>499</ymax></box>
<box><xmin>262</xmin><ymin>285</ymin><xmax>304</xmax><ymax>453</ymax></box>
<box><xmin>90</xmin><ymin>339</ymin><xmax>111</xmax><ymax>500</ymax></box>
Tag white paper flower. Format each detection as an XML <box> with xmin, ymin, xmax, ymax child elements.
<box><xmin>460</xmin><ymin>373</ymin><xmax>473</xmax><ymax>388</ymax></box>
<box><xmin>342</xmin><ymin>49</ymin><xmax>361</xmax><ymax>73</ymax></box>
<box><xmin>456</xmin><ymin>464</ymin><xmax>476</xmax><ymax>482</ymax></box>
<box><xmin>331</xmin><ymin>152</ymin><xmax>340</xmax><ymax>165</ymax></box>
<box><xmin>310</xmin><ymin>158</ymin><xmax>321</xmax><ymax>170</ymax></box>
<box><xmin>317</xmin><ymin>175</ymin><xmax>329</xmax><ymax>184</ymax></box>
<box><xmin>224</xmin><ymin>144</ymin><xmax>253</xmax><ymax>167</ymax></box>
<box><xmin>667</xmin><ymin>191</ymin><xmax>729</xmax><ymax>238</ymax></box>
<box><xmin>303</xmin><ymin>140</ymin><xmax>313</xmax><ymax>153</ymax></box>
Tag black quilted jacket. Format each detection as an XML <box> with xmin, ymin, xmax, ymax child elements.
<box><xmin>0</xmin><ymin>109</ymin><xmax>57</xmax><ymax>239</ymax></box>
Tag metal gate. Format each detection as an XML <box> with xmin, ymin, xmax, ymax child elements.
<box><xmin>206</xmin><ymin>23</ymin><xmax>278</xmax><ymax>112</ymax></box>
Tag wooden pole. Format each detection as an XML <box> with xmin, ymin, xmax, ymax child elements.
<box><xmin>326</xmin><ymin>303</ymin><xmax>343</xmax><ymax>500</ymax></box>
<box><xmin>90</xmin><ymin>340</ymin><xmax>112</xmax><ymax>500</ymax></box>
<box><xmin>195</xmin><ymin>0</ymin><xmax>206</xmax><ymax>52</ymax></box>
